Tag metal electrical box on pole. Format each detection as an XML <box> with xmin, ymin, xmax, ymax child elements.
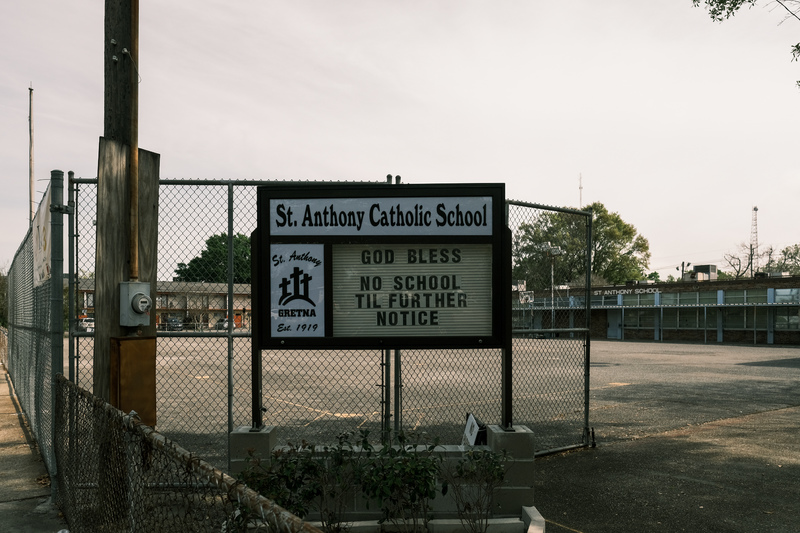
<box><xmin>119</xmin><ymin>281</ymin><xmax>152</xmax><ymax>326</ymax></box>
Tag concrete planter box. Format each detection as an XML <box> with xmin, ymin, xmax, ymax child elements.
<box><xmin>230</xmin><ymin>425</ymin><xmax>544</xmax><ymax>532</ymax></box>
<box><xmin>308</xmin><ymin>506</ymin><xmax>545</xmax><ymax>533</ymax></box>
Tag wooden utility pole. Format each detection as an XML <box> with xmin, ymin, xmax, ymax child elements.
<box><xmin>95</xmin><ymin>0</ymin><xmax>159</xmax><ymax>406</ymax></box>
<box><xmin>103</xmin><ymin>0</ymin><xmax>135</xmax><ymax>143</ymax></box>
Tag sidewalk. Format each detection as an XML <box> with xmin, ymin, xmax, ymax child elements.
<box><xmin>0</xmin><ymin>365</ymin><xmax>68</xmax><ymax>533</ymax></box>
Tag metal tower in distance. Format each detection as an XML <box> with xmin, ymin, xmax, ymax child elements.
<box><xmin>750</xmin><ymin>206</ymin><xmax>759</xmax><ymax>276</ymax></box>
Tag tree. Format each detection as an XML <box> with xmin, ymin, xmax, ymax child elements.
<box><xmin>646</xmin><ymin>271</ymin><xmax>663</xmax><ymax>282</ymax></box>
<box><xmin>693</xmin><ymin>0</ymin><xmax>800</xmax><ymax>86</ymax></box>
<box><xmin>719</xmin><ymin>241</ymin><xmax>792</xmax><ymax>278</ymax></box>
<box><xmin>763</xmin><ymin>243</ymin><xmax>800</xmax><ymax>274</ymax></box>
<box><xmin>717</xmin><ymin>270</ymin><xmax>737</xmax><ymax>280</ymax></box>
<box><xmin>694</xmin><ymin>0</ymin><xmax>760</xmax><ymax>20</ymax></box>
<box><xmin>174</xmin><ymin>233</ymin><xmax>251</xmax><ymax>283</ymax></box>
<box><xmin>722</xmin><ymin>242</ymin><xmax>759</xmax><ymax>279</ymax></box>
<box><xmin>512</xmin><ymin>202</ymin><xmax>651</xmax><ymax>289</ymax></box>
<box><xmin>719</xmin><ymin>241</ymin><xmax>800</xmax><ymax>278</ymax></box>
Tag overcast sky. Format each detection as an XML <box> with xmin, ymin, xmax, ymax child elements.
<box><xmin>2</xmin><ymin>1</ymin><xmax>798</xmax><ymax>279</ymax></box>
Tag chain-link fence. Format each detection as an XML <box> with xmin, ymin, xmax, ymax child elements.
<box><xmin>67</xmin><ymin>178</ymin><xmax>592</xmax><ymax>466</ymax></box>
<box><xmin>4</xmin><ymin>171</ymin><xmax>322</xmax><ymax>532</ymax></box>
<box><xmin>5</xmin><ymin>174</ymin><xmax>591</xmax><ymax>532</ymax></box>
<box><xmin>54</xmin><ymin>374</ymin><xmax>322</xmax><ymax>533</ymax></box>
<box><xmin>6</xmin><ymin>170</ymin><xmax>593</xmax><ymax>528</ymax></box>
<box><xmin>507</xmin><ymin>201</ymin><xmax>592</xmax><ymax>451</ymax></box>
<box><xmin>71</xmin><ymin>180</ymin><xmax>266</xmax><ymax>468</ymax></box>
<box><xmin>6</xmin><ymin>170</ymin><xmax>66</xmax><ymax>489</ymax></box>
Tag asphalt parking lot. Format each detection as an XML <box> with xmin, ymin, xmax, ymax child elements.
<box><xmin>533</xmin><ymin>340</ymin><xmax>800</xmax><ymax>533</ymax></box>
<box><xmin>67</xmin><ymin>335</ymin><xmax>593</xmax><ymax>468</ymax></box>
<box><xmin>4</xmin><ymin>339</ymin><xmax>798</xmax><ymax>532</ymax></box>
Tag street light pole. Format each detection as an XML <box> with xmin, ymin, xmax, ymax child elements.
<box><xmin>676</xmin><ymin>261</ymin><xmax>691</xmax><ymax>280</ymax></box>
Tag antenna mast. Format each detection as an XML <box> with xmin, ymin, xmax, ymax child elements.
<box><xmin>750</xmin><ymin>206</ymin><xmax>759</xmax><ymax>276</ymax></box>
<box><xmin>579</xmin><ymin>173</ymin><xmax>583</xmax><ymax>208</ymax></box>
<box><xmin>29</xmin><ymin>85</ymin><xmax>34</xmax><ymax>226</ymax></box>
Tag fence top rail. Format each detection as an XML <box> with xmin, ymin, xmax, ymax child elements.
<box><xmin>506</xmin><ymin>199</ymin><xmax>592</xmax><ymax>218</ymax></box>
<box><xmin>70</xmin><ymin>176</ymin><xmax>597</xmax><ymax>219</ymax></box>
<box><xmin>70</xmin><ymin>177</ymin><xmax>386</xmax><ymax>187</ymax></box>
<box><xmin>11</xmin><ymin>226</ymin><xmax>33</xmax><ymax>265</ymax></box>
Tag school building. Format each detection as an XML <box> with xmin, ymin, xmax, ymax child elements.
<box><xmin>75</xmin><ymin>280</ymin><xmax>252</xmax><ymax>330</ymax></box>
<box><xmin>514</xmin><ymin>269</ymin><xmax>800</xmax><ymax>345</ymax></box>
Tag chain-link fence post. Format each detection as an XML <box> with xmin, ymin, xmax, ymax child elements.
<box><xmin>381</xmin><ymin>348</ymin><xmax>390</xmax><ymax>443</ymax></box>
<box><xmin>502</xmin><ymin>224</ymin><xmax>514</xmax><ymax>429</ymax></box>
<box><xmin>49</xmin><ymin>169</ymin><xmax>66</xmax><ymax>500</ymax></box>
<box><xmin>67</xmin><ymin>172</ymin><xmax>76</xmax><ymax>383</ymax></box>
<box><xmin>583</xmin><ymin>207</ymin><xmax>593</xmax><ymax>447</ymax></box>
<box><xmin>227</xmin><ymin>182</ymin><xmax>235</xmax><ymax>434</ymax></box>
<box><xmin>393</xmin><ymin>349</ymin><xmax>402</xmax><ymax>435</ymax></box>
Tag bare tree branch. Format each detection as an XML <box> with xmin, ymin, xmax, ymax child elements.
<box><xmin>773</xmin><ymin>0</ymin><xmax>800</xmax><ymax>24</ymax></box>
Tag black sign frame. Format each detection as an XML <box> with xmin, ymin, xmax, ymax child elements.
<box><xmin>253</xmin><ymin>182</ymin><xmax>509</xmax><ymax>350</ymax></box>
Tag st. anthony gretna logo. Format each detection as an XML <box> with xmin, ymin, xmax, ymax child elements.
<box><xmin>278</xmin><ymin>266</ymin><xmax>316</xmax><ymax>307</ymax></box>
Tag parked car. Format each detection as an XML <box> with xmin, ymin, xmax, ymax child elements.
<box><xmin>165</xmin><ymin>317</ymin><xmax>184</xmax><ymax>331</ymax></box>
<box><xmin>77</xmin><ymin>318</ymin><xmax>95</xmax><ymax>332</ymax></box>
<box><xmin>214</xmin><ymin>318</ymin><xmax>235</xmax><ymax>330</ymax></box>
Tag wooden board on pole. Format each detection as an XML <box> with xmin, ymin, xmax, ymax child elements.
<box><xmin>93</xmin><ymin>137</ymin><xmax>159</xmax><ymax>402</ymax></box>
<box><xmin>110</xmin><ymin>336</ymin><xmax>156</xmax><ymax>426</ymax></box>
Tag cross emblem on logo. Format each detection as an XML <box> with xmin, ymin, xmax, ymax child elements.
<box><xmin>278</xmin><ymin>266</ymin><xmax>316</xmax><ymax>307</ymax></box>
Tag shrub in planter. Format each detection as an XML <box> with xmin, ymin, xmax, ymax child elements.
<box><xmin>360</xmin><ymin>431</ymin><xmax>442</xmax><ymax>533</ymax></box>
<box><xmin>315</xmin><ymin>432</ymin><xmax>364</xmax><ymax>533</ymax></box>
<box><xmin>239</xmin><ymin>441</ymin><xmax>321</xmax><ymax>519</ymax></box>
<box><xmin>238</xmin><ymin>433</ymin><xmax>362</xmax><ymax>533</ymax></box>
<box><xmin>440</xmin><ymin>449</ymin><xmax>510</xmax><ymax>533</ymax></box>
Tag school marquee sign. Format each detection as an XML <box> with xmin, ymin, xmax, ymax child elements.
<box><xmin>252</xmin><ymin>183</ymin><xmax>509</xmax><ymax>350</ymax></box>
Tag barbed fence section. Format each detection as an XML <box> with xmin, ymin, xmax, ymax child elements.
<box><xmin>54</xmin><ymin>374</ymin><xmax>322</xmax><ymax>533</ymax></box>
<box><xmin>67</xmin><ymin>179</ymin><xmax>592</xmax><ymax>464</ymax></box>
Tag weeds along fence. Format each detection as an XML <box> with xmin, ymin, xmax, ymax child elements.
<box><xmin>54</xmin><ymin>374</ymin><xmax>322</xmax><ymax>533</ymax></box>
<box><xmin>67</xmin><ymin>177</ymin><xmax>592</xmax><ymax>466</ymax></box>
